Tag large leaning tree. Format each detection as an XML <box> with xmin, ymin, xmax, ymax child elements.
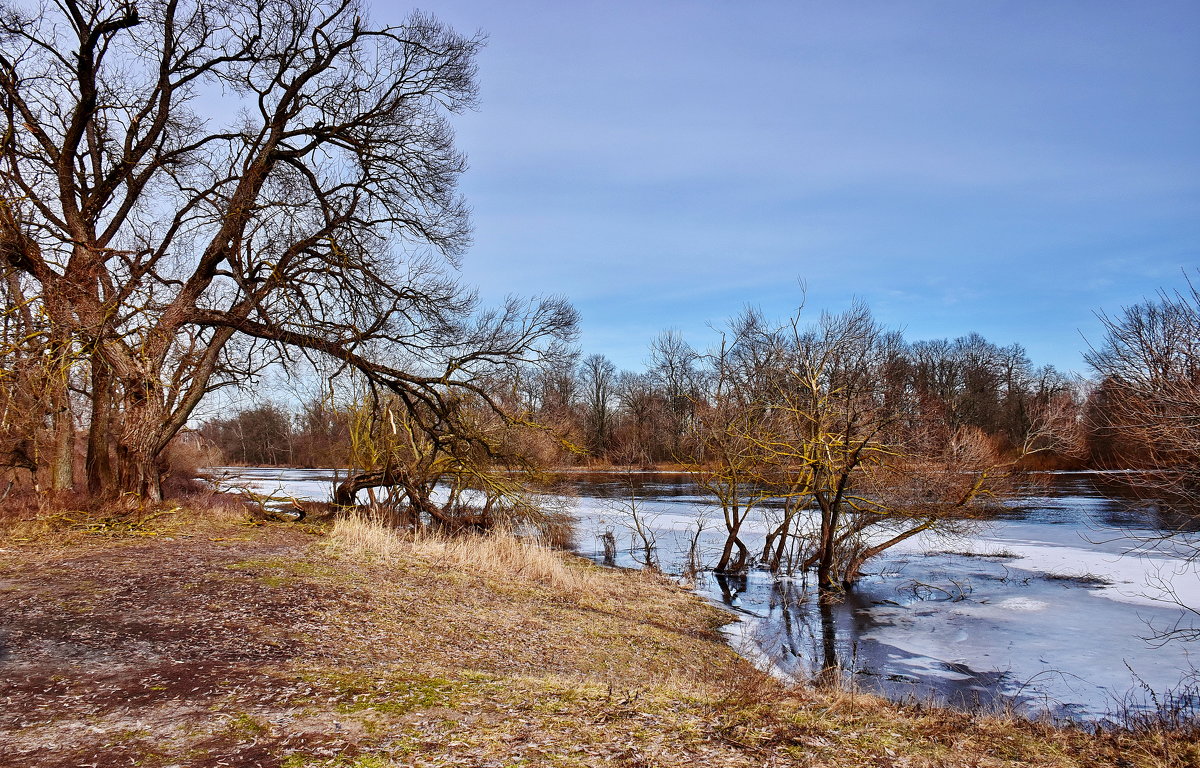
<box><xmin>0</xmin><ymin>0</ymin><xmax>576</xmax><ymax>500</ymax></box>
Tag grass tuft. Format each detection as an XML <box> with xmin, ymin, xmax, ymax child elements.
<box><xmin>328</xmin><ymin>511</ymin><xmax>604</xmax><ymax>596</ymax></box>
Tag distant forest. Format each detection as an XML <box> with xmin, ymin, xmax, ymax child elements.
<box><xmin>195</xmin><ymin>298</ymin><xmax>1178</xmax><ymax>475</ymax></box>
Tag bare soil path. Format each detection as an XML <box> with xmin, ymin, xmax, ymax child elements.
<box><xmin>0</xmin><ymin>528</ymin><xmax>350</xmax><ymax>766</ymax></box>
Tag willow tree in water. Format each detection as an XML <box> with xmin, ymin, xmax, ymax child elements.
<box><xmin>693</xmin><ymin>302</ymin><xmax>1077</xmax><ymax>598</ymax></box>
<box><xmin>0</xmin><ymin>0</ymin><xmax>575</xmax><ymax>500</ymax></box>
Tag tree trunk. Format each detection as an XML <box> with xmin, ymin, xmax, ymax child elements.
<box><xmin>816</xmin><ymin>494</ymin><xmax>835</xmax><ymax>590</ymax></box>
<box><xmin>88</xmin><ymin>366</ymin><xmax>169</xmax><ymax>503</ymax></box>
<box><xmin>762</xmin><ymin>506</ymin><xmax>797</xmax><ymax>573</ymax></box>
<box><xmin>41</xmin><ymin>300</ymin><xmax>75</xmax><ymax>492</ymax></box>
<box><xmin>716</xmin><ymin>530</ymin><xmax>749</xmax><ymax>572</ymax></box>
<box><xmin>769</xmin><ymin>520</ymin><xmax>791</xmax><ymax>572</ymax></box>
<box><xmin>86</xmin><ymin>366</ymin><xmax>115</xmax><ymax>494</ymax></box>
<box><xmin>761</xmin><ymin>527</ymin><xmax>780</xmax><ymax>567</ymax></box>
<box><xmin>816</xmin><ymin>493</ymin><xmax>840</xmax><ymax>598</ymax></box>
<box><xmin>120</xmin><ymin>449</ymin><xmax>164</xmax><ymax>502</ymax></box>
<box><xmin>715</xmin><ymin>504</ymin><xmax>748</xmax><ymax>572</ymax></box>
<box><xmin>335</xmin><ymin>468</ymin><xmax>399</xmax><ymax>506</ymax></box>
<box><xmin>50</xmin><ymin>391</ymin><xmax>74</xmax><ymax>491</ymax></box>
<box><xmin>729</xmin><ymin>538</ymin><xmax>749</xmax><ymax>572</ymax></box>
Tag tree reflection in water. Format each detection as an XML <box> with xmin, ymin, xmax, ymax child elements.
<box><xmin>713</xmin><ymin>571</ymin><xmax>747</xmax><ymax>605</ymax></box>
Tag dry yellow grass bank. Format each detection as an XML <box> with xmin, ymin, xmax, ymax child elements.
<box><xmin>0</xmin><ymin>504</ymin><xmax>1195</xmax><ymax>767</ymax></box>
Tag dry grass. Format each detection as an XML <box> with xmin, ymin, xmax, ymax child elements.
<box><xmin>0</xmin><ymin>490</ymin><xmax>318</xmax><ymax>554</ymax></box>
<box><xmin>328</xmin><ymin>511</ymin><xmax>606</xmax><ymax>596</ymax></box>
<box><xmin>2</xmin><ymin>506</ymin><xmax>1197</xmax><ymax>767</ymax></box>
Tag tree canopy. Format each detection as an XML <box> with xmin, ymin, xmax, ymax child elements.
<box><xmin>0</xmin><ymin>0</ymin><xmax>575</xmax><ymax>499</ymax></box>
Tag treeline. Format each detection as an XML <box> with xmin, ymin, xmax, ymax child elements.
<box><xmin>200</xmin><ymin>311</ymin><xmax>1087</xmax><ymax>470</ymax></box>
<box><xmin>200</xmin><ymin>400</ymin><xmax>348</xmax><ymax>468</ymax></box>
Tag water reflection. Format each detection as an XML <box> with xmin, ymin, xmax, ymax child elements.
<box><xmin>817</xmin><ymin>597</ymin><xmax>839</xmax><ymax>686</ymax></box>
<box><xmin>712</xmin><ymin>571</ymin><xmax>746</xmax><ymax>605</ymax></box>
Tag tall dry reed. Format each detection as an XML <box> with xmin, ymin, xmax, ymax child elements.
<box><xmin>329</xmin><ymin>511</ymin><xmax>603</xmax><ymax>595</ymax></box>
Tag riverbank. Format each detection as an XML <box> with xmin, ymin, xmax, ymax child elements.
<box><xmin>1</xmin><ymin>504</ymin><xmax>1194</xmax><ymax>767</ymax></box>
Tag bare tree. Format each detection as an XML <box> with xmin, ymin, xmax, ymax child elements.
<box><xmin>332</xmin><ymin>382</ymin><xmax>571</xmax><ymax>540</ymax></box>
<box><xmin>602</xmin><ymin>474</ymin><xmax>660</xmax><ymax>570</ymax></box>
<box><xmin>1082</xmin><ymin>275</ymin><xmax>1200</xmax><ymax>643</ymax></box>
<box><xmin>530</xmin><ymin>349</ymin><xmax>582</xmax><ymax>443</ymax></box>
<box><xmin>685</xmin><ymin>312</ymin><xmax>778</xmax><ymax>573</ymax></box>
<box><xmin>578</xmin><ymin>353</ymin><xmax>616</xmax><ymax>456</ymax></box>
<box><xmin>1085</xmin><ymin>274</ymin><xmax>1200</xmax><ymax>513</ymax></box>
<box><xmin>612</xmin><ymin>370</ymin><xmax>662</xmax><ymax>466</ymax></box>
<box><xmin>687</xmin><ymin>394</ymin><xmax>772</xmax><ymax>573</ymax></box>
<box><xmin>0</xmin><ymin>0</ymin><xmax>575</xmax><ymax>500</ymax></box>
<box><xmin>649</xmin><ymin>329</ymin><xmax>699</xmax><ymax>458</ymax></box>
<box><xmin>688</xmin><ymin>301</ymin><xmax>1076</xmax><ymax>599</ymax></box>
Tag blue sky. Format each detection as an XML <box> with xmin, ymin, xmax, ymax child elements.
<box><xmin>388</xmin><ymin>1</ymin><xmax>1199</xmax><ymax>375</ymax></box>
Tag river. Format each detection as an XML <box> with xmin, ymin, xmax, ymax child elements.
<box><xmin>210</xmin><ymin>466</ymin><xmax>1199</xmax><ymax>722</ymax></box>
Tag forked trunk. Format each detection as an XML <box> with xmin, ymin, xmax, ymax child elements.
<box><xmin>86</xmin><ymin>367</ymin><xmax>169</xmax><ymax>503</ymax></box>
<box><xmin>715</xmin><ymin>504</ymin><xmax>748</xmax><ymax>572</ymax></box>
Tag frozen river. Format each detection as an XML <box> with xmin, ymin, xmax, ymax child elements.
<box><xmin>208</xmin><ymin>467</ymin><xmax>1199</xmax><ymax>721</ymax></box>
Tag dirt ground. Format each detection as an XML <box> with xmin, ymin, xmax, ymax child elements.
<box><xmin>1</xmin><ymin>511</ymin><xmax>1195</xmax><ymax>768</ymax></box>
<box><xmin>1</xmin><ymin>526</ymin><xmax>350</xmax><ymax>766</ymax></box>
